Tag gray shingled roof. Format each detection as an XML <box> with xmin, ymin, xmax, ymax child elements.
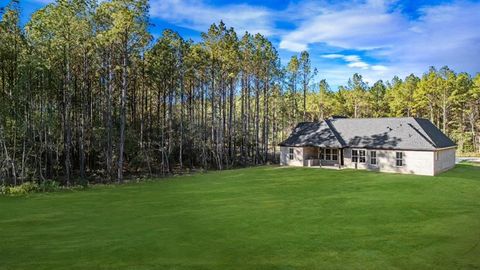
<box><xmin>279</xmin><ymin>121</ymin><xmax>343</xmax><ymax>148</ymax></box>
<box><xmin>280</xmin><ymin>117</ymin><xmax>456</xmax><ymax>150</ymax></box>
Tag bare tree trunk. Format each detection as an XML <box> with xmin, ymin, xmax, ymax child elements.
<box><xmin>303</xmin><ymin>81</ymin><xmax>307</xmax><ymax>121</ymax></box>
<box><xmin>255</xmin><ymin>78</ymin><xmax>260</xmax><ymax>164</ymax></box>
<box><xmin>20</xmin><ymin>137</ymin><xmax>26</xmax><ymax>184</ymax></box>
<box><xmin>263</xmin><ymin>77</ymin><xmax>269</xmax><ymax>163</ymax></box>
<box><xmin>469</xmin><ymin>112</ymin><xmax>477</xmax><ymax>152</ymax></box>
<box><xmin>63</xmin><ymin>48</ymin><xmax>72</xmax><ymax>186</ymax></box>
<box><xmin>106</xmin><ymin>51</ymin><xmax>114</xmax><ymax>181</ymax></box>
<box><xmin>118</xmin><ymin>35</ymin><xmax>128</xmax><ymax>183</ymax></box>
<box><xmin>0</xmin><ymin>125</ymin><xmax>15</xmax><ymax>185</ymax></box>
<box><xmin>442</xmin><ymin>93</ymin><xmax>448</xmax><ymax>134</ymax></box>
<box><xmin>179</xmin><ymin>70</ymin><xmax>184</xmax><ymax>170</ymax></box>
<box><xmin>79</xmin><ymin>51</ymin><xmax>88</xmax><ymax>181</ymax></box>
<box><xmin>228</xmin><ymin>78</ymin><xmax>234</xmax><ymax>165</ymax></box>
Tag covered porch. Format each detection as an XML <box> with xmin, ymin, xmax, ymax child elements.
<box><xmin>303</xmin><ymin>147</ymin><xmax>344</xmax><ymax>168</ymax></box>
<box><xmin>279</xmin><ymin>121</ymin><xmax>345</xmax><ymax>167</ymax></box>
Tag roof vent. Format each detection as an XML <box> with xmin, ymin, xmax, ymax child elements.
<box><xmin>331</xmin><ymin>115</ymin><xmax>348</xmax><ymax>119</ymax></box>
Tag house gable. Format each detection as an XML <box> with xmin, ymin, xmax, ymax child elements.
<box><xmin>279</xmin><ymin>121</ymin><xmax>343</xmax><ymax>148</ymax></box>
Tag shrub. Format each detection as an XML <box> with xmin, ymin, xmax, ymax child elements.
<box><xmin>39</xmin><ymin>180</ymin><xmax>60</xmax><ymax>192</ymax></box>
<box><xmin>0</xmin><ymin>180</ymin><xmax>86</xmax><ymax>196</ymax></box>
<box><xmin>2</xmin><ymin>182</ymin><xmax>39</xmax><ymax>195</ymax></box>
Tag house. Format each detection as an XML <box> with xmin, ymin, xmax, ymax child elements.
<box><xmin>279</xmin><ymin>117</ymin><xmax>456</xmax><ymax>176</ymax></box>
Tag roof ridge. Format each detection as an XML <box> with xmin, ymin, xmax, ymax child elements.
<box><xmin>324</xmin><ymin>119</ymin><xmax>346</xmax><ymax>146</ymax></box>
<box><xmin>412</xmin><ymin>118</ymin><xmax>440</xmax><ymax>148</ymax></box>
<box><xmin>406</xmin><ymin>122</ymin><xmax>437</xmax><ymax>147</ymax></box>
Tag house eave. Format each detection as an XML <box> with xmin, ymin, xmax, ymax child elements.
<box><xmin>278</xmin><ymin>144</ymin><xmax>457</xmax><ymax>151</ymax></box>
<box><xmin>344</xmin><ymin>145</ymin><xmax>457</xmax><ymax>151</ymax></box>
<box><xmin>278</xmin><ymin>143</ymin><xmax>343</xmax><ymax>148</ymax></box>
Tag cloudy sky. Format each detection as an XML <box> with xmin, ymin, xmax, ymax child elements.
<box><xmin>6</xmin><ymin>0</ymin><xmax>480</xmax><ymax>88</ymax></box>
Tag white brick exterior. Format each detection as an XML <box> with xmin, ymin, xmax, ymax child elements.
<box><xmin>280</xmin><ymin>146</ymin><xmax>304</xmax><ymax>166</ymax></box>
<box><xmin>433</xmin><ymin>148</ymin><xmax>456</xmax><ymax>175</ymax></box>
<box><xmin>280</xmin><ymin>146</ymin><xmax>456</xmax><ymax>176</ymax></box>
<box><xmin>343</xmin><ymin>148</ymin><xmax>436</xmax><ymax>175</ymax></box>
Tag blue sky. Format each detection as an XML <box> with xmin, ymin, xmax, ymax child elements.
<box><xmin>5</xmin><ymin>0</ymin><xmax>480</xmax><ymax>88</ymax></box>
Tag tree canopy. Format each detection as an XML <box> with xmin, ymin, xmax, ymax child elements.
<box><xmin>0</xmin><ymin>0</ymin><xmax>479</xmax><ymax>186</ymax></box>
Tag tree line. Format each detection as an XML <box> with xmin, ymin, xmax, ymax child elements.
<box><xmin>1</xmin><ymin>0</ymin><xmax>479</xmax><ymax>186</ymax></box>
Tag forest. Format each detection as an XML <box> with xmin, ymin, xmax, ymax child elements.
<box><xmin>1</xmin><ymin>0</ymin><xmax>479</xmax><ymax>186</ymax></box>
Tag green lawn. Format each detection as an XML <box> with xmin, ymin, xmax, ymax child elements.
<box><xmin>1</xmin><ymin>164</ymin><xmax>480</xmax><ymax>270</ymax></box>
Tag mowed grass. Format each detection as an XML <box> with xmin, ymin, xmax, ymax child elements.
<box><xmin>1</xmin><ymin>164</ymin><xmax>480</xmax><ymax>270</ymax></box>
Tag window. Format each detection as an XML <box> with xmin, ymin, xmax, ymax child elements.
<box><xmin>352</xmin><ymin>149</ymin><xmax>366</xmax><ymax>163</ymax></box>
<box><xmin>370</xmin><ymin>151</ymin><xmax>377</xmax><ymax>165</ymax></box>
<box><xmin>396</xmin><ymin>152</ymin><xmax>404</xmax><ymax>167</ymax></box>
<box><xmin>325</xmin><ymin>149</ymin><xmax>331</xmax><ymax>160</ymax></box>
<box><xmin>319</xmin><ymin>148</ymin><xmax>338</xmax><ymax>161</ymax></box>
<box><xmin>359</xmin><ymin>150</ymin><xmax>366</xmax><ymax>163</ymax></box>
<box><xmin>352</xmin><ymin>150</ymin><xmax>358</xmax><ymax>162</ymax></box>
<box><xmin>289</xmin><ymin>148</ymin><xmax>294</xmax><ymax>160</ymax></box>
<box><xmin>332</xmin><ymin>149</ymin><xmax>338</xmax><ymax>161</ymax></box>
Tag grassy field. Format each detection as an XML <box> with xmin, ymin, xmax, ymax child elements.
<box><xmin>1</xmin><ymin>164</ymin><xmax>480</xmax><ymax>270</ymax></box>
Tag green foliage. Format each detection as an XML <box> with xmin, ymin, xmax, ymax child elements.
<box><xmin>38</xmin><ymin>180</ymin><xmax>61</xmax><ymax>192</ymax></box>
<box><xmin>369</xmin><ymin>80</ymin><xmax>387</xmax><ymax>117</ymax></box>
<box><xmin>0</xmin><ymin>180</ymin><xmax>79</xmax><ymax>195</ymax></box>
<box><xmin>387</xmin><ymin>75</ymin><xmax>418</xmax><ymax>117</ymax></box>
<box><xmin>1</xmin><ymin>182</ymin><xmax>38</xmax><ymax>195</ymax></box>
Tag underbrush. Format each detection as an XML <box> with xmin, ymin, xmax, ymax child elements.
<box><xmin>0</xmin><ymin>180</ymin><xmax>83</xmax><ymax>196</ymax></box>
<box><xmin>457</xmin><ymin>152</ymin><xmax>480</xmax><ymax>157</ymax></box>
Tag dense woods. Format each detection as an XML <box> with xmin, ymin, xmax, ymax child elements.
<box><xmin>1</xmin><ymin>0</ymin><xmax>479</xmax><ymax>186</ymax></box>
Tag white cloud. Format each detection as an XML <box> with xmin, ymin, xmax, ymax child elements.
<box><xmin>29</xmin><ymin>0</ymin><xmax>54</xmax><ymax>3</ymax></box>
<box><xmin>347</xmin><ymin>61</ymin><xmax>369</xmax><ymax>69</ymax></box>
<box><xmin>279</xmin><ymin>1</ymin><xmax>407</xmax><ymax>52</ymax></box>
<box><xmin>149</xmin><ymin>0</ymin><xmax>275</xmax><ymax>36</ymax></box>
<box><xmin>321</xmin><ymin>54</ymin><xmax>379</xmax><ymax>71</ymax></box>
<box><xmin>321</xmin><ymin>54</ymin><xmax>345</xmax><ymax>59</ymax></box>
<box><xmin>279</xmin><ymin>40</ymin><xmax>307</xmax><ymax>52</ymax></box>
<box><xmin>283</xmin><ymin>0</ymin><xmax>480</xmax><ymax>83</ymax></box>
<box><xmin>343</xmin><ymin>55</ymin><xmax>361</xmax><ymax>62</ymax></box>
<box><xmin>371</xmin><ymin>65</ymin><xmax>388</xmax><ymax>71</ymax></box>
<box><xmin>388</xmin><ymin>1</ymin><xmax>480</xmax><ymax>74</ymax></box>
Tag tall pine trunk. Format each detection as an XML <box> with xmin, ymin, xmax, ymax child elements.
<box><xmin>118</xmin><ymin>34</ymin><xmax>128</xmax><ymax>183</ymax></box>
